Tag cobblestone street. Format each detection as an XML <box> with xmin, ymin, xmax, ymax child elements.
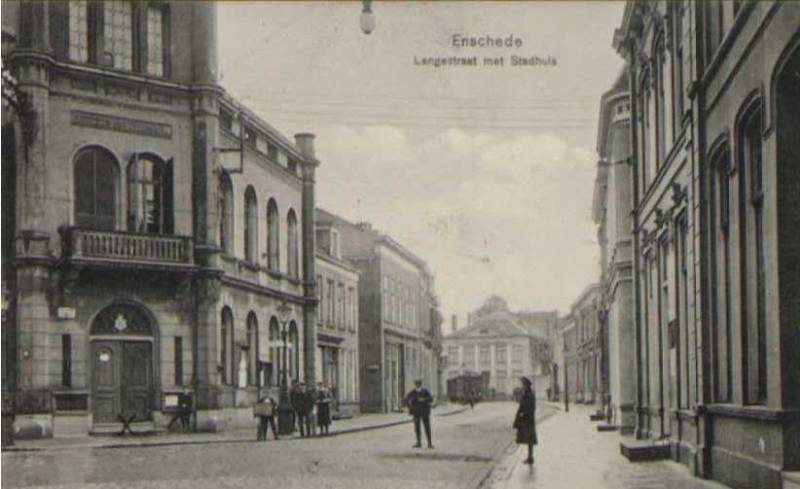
<box><xmin>2</xmin><ymin>403</ymin><xmax>538</xmax><ymax>489</ymax></box>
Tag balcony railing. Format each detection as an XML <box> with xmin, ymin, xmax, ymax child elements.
<box><xmin>61</xmin><ymin>227</ymin><xmax>193</xmax><ymax>267</ymax></box>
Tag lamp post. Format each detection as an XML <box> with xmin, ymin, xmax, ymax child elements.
<box><xmin>276</xmin><ymin>300</ymin><xmax>295</xmax><ymax>435</ymax></box>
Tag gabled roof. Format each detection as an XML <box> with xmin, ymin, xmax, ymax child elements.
<box><xmin>446</xmin><ymin>310</ymin><xmax>529</xmax><ymax>340</ymax></box>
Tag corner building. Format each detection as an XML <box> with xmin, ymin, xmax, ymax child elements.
<box><xmin>592</xmin><ymin>69</ymin><xmax>636</xmax><ymax>433</ymax></box>
<box><xmin>2</xmin><ymin>1</ymin><xmax>319</xmax><ymax>438</ymax></box>
<box><xmin>615</xmin><ymin>2</ymin><xmax>799</xmax><ymax>487</ymax></box>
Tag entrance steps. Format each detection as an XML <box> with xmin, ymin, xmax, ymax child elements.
<box><xmin>620</xmin><ymin>438</ymin><xmax>671</xmax><ymax>462</ymax></box>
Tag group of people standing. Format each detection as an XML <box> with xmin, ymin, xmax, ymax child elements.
<box><xmin>256</xmin><ymin>376</ymin><xmax>538</xmax><ymax>468</ymax></box>
<box><xmin>290</xmin><ymin>381</ymin><xmax>333</xmax><ymax>437</ymax></box>
<box><xmin>254</xmin><ymin>381</ymin><xmax>334</xmax><ymax>441</ymax></box>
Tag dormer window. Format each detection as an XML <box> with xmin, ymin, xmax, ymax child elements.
<box><xmin>330</xmin><ymin>229</ymin><xmax>341</xmax><ymax>259</ymax></box>
<box><xmin>287</xmin><ymin>158</ymin><xmax>298</xmax><ymax>175</ymax></box>
<box><xmin>244</xmin><ymin>126</ymin><xmax>257</xmax><ymax>146</ymax></box>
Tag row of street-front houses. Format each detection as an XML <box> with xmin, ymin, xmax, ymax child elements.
<box><xmin>553</xmin><ymin>2</ymin><xmax>799</xmax><ymax>489</ymax></box>
<box><xmin>0</xmin><ymin>1</ymin><xmax>442</xmax><ymax>440</ymax></box>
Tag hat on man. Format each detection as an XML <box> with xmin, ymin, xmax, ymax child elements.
<box><xmin>414</xmin><ymin>379</ymin><xmax>423</xmax><ymax>386</ymax></box>
<box><xmin>520</xmin><ymin>376</ymin><xmax>532</xmax><ymax>387</ymax></box>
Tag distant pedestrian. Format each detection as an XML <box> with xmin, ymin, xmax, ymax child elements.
<box><xmin>404</xmin><ymin>379</ymin><xmax>434</xmax><ymax>449</ymax></box>
<box><xmin>316</xmin><ymin>388</ymin><xmax>332</xmax><ymax>436</ymax></box>
<box><xmin>513</xmin><ymin>377</ymin><xmax>537</xmax><ymax>465</ymax></box>
<box><xmin>255</xmin><ymin>395</ymin><xmax>279</xmax><ymax>441</ymax></box>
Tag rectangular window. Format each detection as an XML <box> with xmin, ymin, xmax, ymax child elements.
<box><xmin>348</xmin><ymin>287</ymin><xmax>357</xmax><ymax>332</ymax></box>
<box><xmin>174</xmin><ymin>336</ymin><xmax>183</xmax><ymax>386</ymax></box>
<box><xmin>243</xmin><ymin>126</ymin><xmax>257</xmax><ymax>146</ymax></box>
<box><xmin>383</xmin><ymin>276</ymin><xmax>390</xmax><ymax>322</ymax></box>
<box><xmin>220</xmin><ymin>109</ymin><xmax>234</xmax><ymax>133</ymax></box>
<box><xmin>496</xmin><ymin>344</ymin><xmax>507</xmax><ymax>364</ymax></box>
<box><xmin>337</xmin><ymin>283</ymin><xmax>346</xmax><ymax>330</ymax></box>
<box><xmin>327</xmin><ymin>279</ymin><xmax>335</xmax><ymax>327</ymax></box>
<box><xmin>146</xmin><ymin>5</ymin><xmax>165</xmax><ymax>76</ymax></box>
<box><xmin>62</xmin><ymin>334</ymin><xmax>72</xmax><ymax>387</ymax></box>
<box><xmin>448</xmin><ymin>346</ymin><xmax>459</xmax><ymax>366</ymax></box>
<box><xmin>103</xmin><ymin>1</ymin><xmax>133</xmax><ymax>70</ymax></box>
<box><xmin>317</xmin><ymin>274</ymin><xmax>324</xmax><ymax>326</ymax></box>
<box><xmin>479</xmin><ymin>345</ymin><xmax>491</xmax><ymax>366</ymax></box>
<box><xmin>512</xmin><ymin>344</ymin><xmax>523</xmax><ymax>364</ymax></box>
<box><xmin>69</xmin><ymin>1</ymin><xmax>89</xmax><ymax>62</ymax></box>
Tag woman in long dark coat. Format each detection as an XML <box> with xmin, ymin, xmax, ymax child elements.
<box><xmin>513</xmin><ymin>377</ymin><xmax>537</xmax><ymax>464</ymax></box>
<box><xmin>316</xmin><ymin>388</ymin><xmax>332</xmax><ymax>436</ymax></box>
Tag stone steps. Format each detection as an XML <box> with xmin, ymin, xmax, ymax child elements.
<box><xmin>619</xmin><ymin>439</ymin><xmax>671</xmax><ymax>462</ymax></box>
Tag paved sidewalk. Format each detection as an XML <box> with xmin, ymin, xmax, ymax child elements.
<box><xmin>484</xmin><ymin>403</ymin><xmax>732</xmax><ymax>489</ymax></box>
<box><xmin>4</xmin><ymin>404</ymin><xmax>467</xmax><ymax>452</ymax></box>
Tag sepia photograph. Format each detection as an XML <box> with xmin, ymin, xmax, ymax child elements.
<box><xmin>1</xmin><ymin>1</ymin><xmax>798</xmax><ymax>488</ymax></box>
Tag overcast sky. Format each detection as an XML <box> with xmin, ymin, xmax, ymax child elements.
<box><xmin>218</xmin><ymin>1</ymin><xmax>626</xmax><ymax>325</ymax></box>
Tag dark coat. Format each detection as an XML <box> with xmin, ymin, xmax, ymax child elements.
<box><xmin>404</xmin><ymin>387</ymin><xmax>433</xmax><ymax>417</ymax></box>
<box><xmin>514</xmin><ymin>389</ymin><xmax>537</xmax><ymax>445</ymax></box>
<box><xmin>316</xmin><ymin>394</ymin><xmax>331</xmax><ymax>426</ymax></box>
<box><xmin>290</xmin><ymin>388</ymin><xmax>307</xmax><ymax>414</ymax></box>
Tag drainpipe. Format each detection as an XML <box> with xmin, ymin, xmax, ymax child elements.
<box><xmin>295</xmin><ymin>133</ymin><xmax>319</xmax><ymax>385</ymax></box>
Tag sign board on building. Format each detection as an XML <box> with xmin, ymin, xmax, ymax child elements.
<box><xmin>57</xmin><ymin>307</ymin><xmax>76</xmax><ymax>320</ymax></box>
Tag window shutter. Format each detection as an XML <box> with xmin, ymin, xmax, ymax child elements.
<box><xmin>164</xmin><ymin>158</ymin><xmax>174</xmax><ymax>234</ymax></box>
<box><xmin>49</xmin><ymin>2</ymin><xmax>70</xmax><ymax>59</ymax></box>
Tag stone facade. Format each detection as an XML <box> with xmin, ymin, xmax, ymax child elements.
<box><xmin>443</xmin><ymin>297</ymin><xmax>555</xmax><ymax>399</ymax></box>
<box><xmin>2</xmin><ymin>1</ymin><xmax>319</xmax><ymax>438</ymax></box>
<box><xmin>314</xmin><ymin>215</ymin><xmax>360</xmax><ymax>417</ymax></box>
<box><xmin>592</xmin><ymin>69</ymin><xmax>636</xmax><ymax>433</ymax></box>
<box><xmin>614</xmin><ymin>1</ymin><xmax>800</xmax><ymax>487</ymax></box>
<box><xmin>315</xmin><ymin>209</ymin><xmax>442</xmax><ymax>413</ymax></box>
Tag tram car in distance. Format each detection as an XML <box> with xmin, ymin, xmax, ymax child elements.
<box><xmin>446</xmin><ymin>371</ymin><xmax>491</xmax><ymax>404</ymax></box>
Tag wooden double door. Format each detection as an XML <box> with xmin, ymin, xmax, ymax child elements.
<box><xmin>92</xmin><ymin>340</ymin><xmax>153</xmax><ymax>423</ymax></box>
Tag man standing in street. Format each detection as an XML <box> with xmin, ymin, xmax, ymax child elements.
<box><xmin>404</xmin><ymin>379</ymin><xmax>434</xmax><ymax>449</ymax></box>
<box><xmin>290</xmin><ymin>381</ymin><xmax>306</xmax><ymax>437</ymax></box>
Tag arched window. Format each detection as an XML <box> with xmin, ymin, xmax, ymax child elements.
<box><xmin>219</xmin><ymin>173</ymin><xmax>234</xmax><ymax>254</ymax></box>
<box><xmin>269</xmin><ymin>318</ymin><xmax>280</xmax><ymax>386</ymax></box>
<box><xmin>127</xmin><ymin>154</ymin><xmax>173</xmax><ymax>234</ymax></box>
<box><xmin>287</xmin><ymin>209</ymin><xmax>299</xmax><ymax>278</ymax></box>
<box><xmin>244</xmin><ymin>186</ymin><xmax>258</xmax><ymax>263</ymax></box>
<box><xmin>267</xmin><ymin>199</ymin><xmax>280</xmax><ymax>271</ymax></box>
<box><xmin>654</xmin><ymin>35</ymin><xmax>667</xmax><ymax>167</ymax></box>
<box><xmin>74</xmin><ymin>146</ymin><xmax>118</xmax><ymax>230</ymax></box>
<box><xmin>289</xmin><ymin>321</ymin><xmax>299</xmax><ymax>381</ymax></box>
<box><xmin>246</xmin><ymin>312</ymin><xmax>258</xmax><ymax>386</ymax></box>
<box><xmin>220</xmin><ymin>307</ymin><xmax>234</xmax><ymax>385</ymax></box>
<box><xmin>738</xmin><ymin>99</ymin><xmax>766</xmax><ymax>405</ymax></box>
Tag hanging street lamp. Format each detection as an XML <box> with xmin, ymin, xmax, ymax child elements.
<box><xmin>360</xmin><ymin>0</ymin><xmax>376</xmax><ymax>35</ymax></box>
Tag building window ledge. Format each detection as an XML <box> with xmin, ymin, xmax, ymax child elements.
<box><xmin>705</xmin><ymin>404</ymin><xmax>799</xmax><ymax>422</ymax></box>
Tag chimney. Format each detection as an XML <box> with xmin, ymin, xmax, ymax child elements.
<box><xmin>451</xmin><ymin>314</ymin><xmax>458</xmax><ymax>334</ymax></box>
<box><xmin>294</xmin><ymin>133</ymin><xmax>316</xmax><ymax>159</ymax></box>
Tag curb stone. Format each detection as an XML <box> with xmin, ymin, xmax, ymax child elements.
<box><xmin>1</xmin><ymin>407</ymin><xmax>469</xmax><ymax>453</ymax></box>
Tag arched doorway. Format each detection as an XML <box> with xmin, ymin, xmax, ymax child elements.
<box><xmin>90</xmin><ymin>304</ymin><xmax>156</xmax><ymax>423</ymax></box>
